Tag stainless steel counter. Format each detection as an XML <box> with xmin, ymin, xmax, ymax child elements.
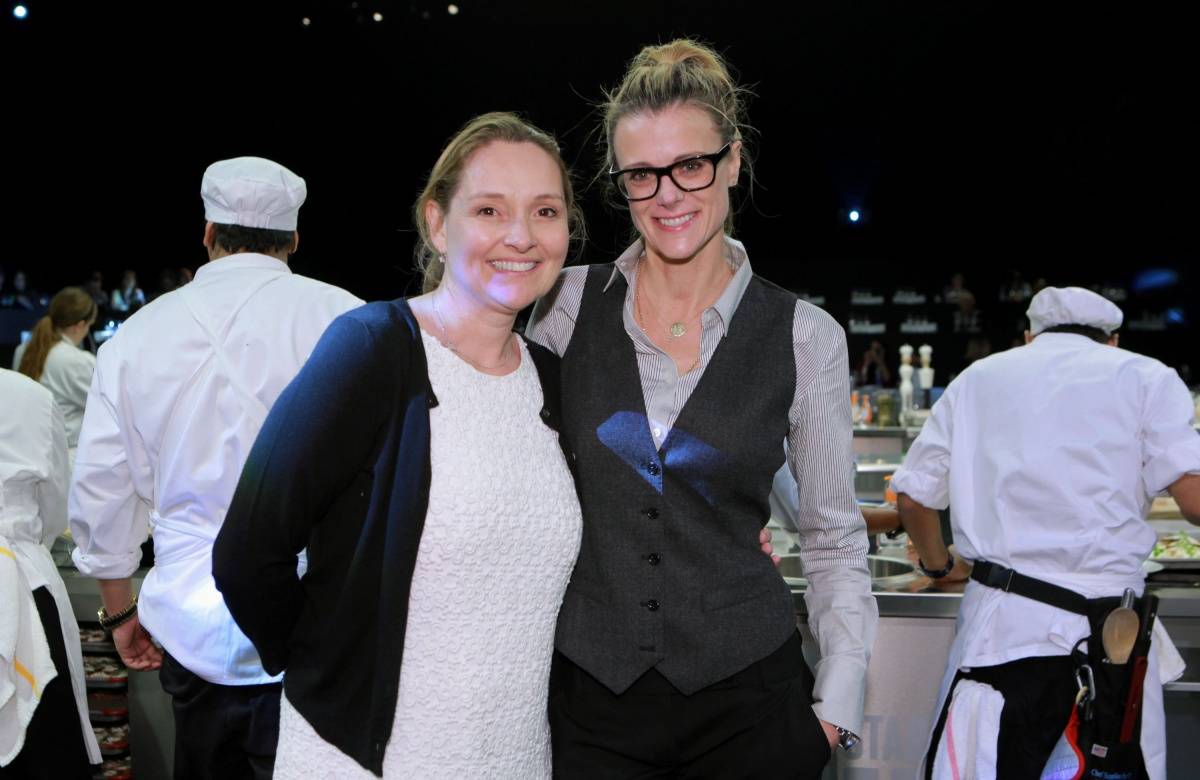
<box><xmin>792</xmin><ymin>570</ymin><xmax>1200</xmax><ymax>619</ymax></box>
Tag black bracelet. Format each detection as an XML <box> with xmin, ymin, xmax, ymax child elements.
<box><xmin>919</xmin><ymin>556</ymin><xmax>955</xmax><ymax>579</ymax></box>
<box><xmin>98</xmin><ymin>597</ymin><xmax>138</xmax><ymax>631</ymax></box>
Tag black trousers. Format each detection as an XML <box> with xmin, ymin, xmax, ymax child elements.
<box><xmin>158</xmin><ymin>652</ymin><xmax>282</xmax><ymax>780</ymax></box>
<box><xmin>0</xmin><ymin>587</ymin><xmax>94</xmax><ymax>780</ymax></box>
<box><xmin>924</xmin><ymin>654</ymin><xmax>1078</xmax><ymax>780</ymax></box>
<box><xmin>550</xmin><ymin>632</ymin><xmax>831</xmax><ymax>779</ymax></box>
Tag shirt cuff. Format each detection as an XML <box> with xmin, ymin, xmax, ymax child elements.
<box><xmin>811</xmin><ymin>653</ymin><xmax>870</xmax><ymax>735</ymax></box>
<box><xmin>803</xmin><ymin>569</ymin><xmax>877</xmax><ymax>735</ymax></box>
<box><xmin>890</xmin><ymin>467</ymin><xmax>949</xmax><ymax>510</ymax></box>
<box><xmin>1143</xmin><ymin>439</ymin><xmax>1200</xmax><ymax>495</ymax></box>
<box><xmin>71</xmin><ymin>547</ymin><xmax>142</xmax><ymax>579</ymax></box>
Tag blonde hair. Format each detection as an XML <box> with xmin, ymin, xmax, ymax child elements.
<box><xmin>413</xmin><ymin>111</ymin><xmax>584</xmax><ymax>293</ymax></box>
<box><xmin>601</xmin><ymin>39</ymin><xmax>754</xmax><ymax>232</ymax></box>
<box><xmin>18</xmin><ymin>286</ymin><xmax>96</xmax><ymax>381</ymax></box>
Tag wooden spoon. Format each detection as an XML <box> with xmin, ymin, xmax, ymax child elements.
<box><xmin>1101</xmin><ymin>588</ymin><xmax>1139</xmax><ymax>665</ymax></box>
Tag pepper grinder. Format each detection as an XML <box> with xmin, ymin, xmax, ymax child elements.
<box><xmin>918</xmin><ymin>344</ymin><xmax>935</xmax><ymax>408</ymax></box>
<box><xmin>899</xmin><ymin>344</ymin><xmax>915</xmax><ymax>414</ymax></box>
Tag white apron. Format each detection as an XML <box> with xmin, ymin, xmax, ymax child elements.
<box><xmin>924</xmin><ymin>570</ymin><xmax>1185</xmax><ymax>780</ymax></box>
<box><xmin>0</xmin><ymin>484</ymin><xmax>102</xmax><ymax>765</ymax></box>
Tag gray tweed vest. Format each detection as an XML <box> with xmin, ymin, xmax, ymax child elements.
<box><xmin>556</xmin><ymin>263</ymin><xmax>798</xmax><ymax>694</ymax></box>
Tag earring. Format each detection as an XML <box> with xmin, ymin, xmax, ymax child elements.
<box><xmin>438</xmin><ymin>254</ymin><xmax>446</xmax><ymax>264</ymax></box>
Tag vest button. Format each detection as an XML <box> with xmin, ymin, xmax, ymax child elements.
<box><xmin>646</xmin><ymin>553</ymin><xmax>661</xmax><ymax>566</ymax></box>
<box><xmin>540</xmin><ymin>408</ymin><xmax>551</xmax><ymax>420</ymax></box>
<box><xmin>642</xmin><ymin>507</ymin><xmax>659</xmax><ymax>520</ymax></box>
<box><xmin>642</xmin><ymin>599</ymin><xmax>660</xmax><ymax>611</ymax></box>
<box><xmin>646</xmin><ymin>462</ymin><xmax>661</xmax><ymax>476</ymax></box>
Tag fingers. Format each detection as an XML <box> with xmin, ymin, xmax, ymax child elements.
<box><xmin>115</xmin><ymin>623</ymin><xmax>163</xmax><ymax>671</ymax></box>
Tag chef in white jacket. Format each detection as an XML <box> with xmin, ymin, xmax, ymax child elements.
<box><xmin>892</xmin><ymin>286</ymin><xmax>1200</xmax><ymax>780</ymax></box>
<box><xmin>68</xmin><ymin>157</ymin><xmax>362</xmax><ymax>780</ymax></box>
<box><xmin>1</xmin><ymin>368</ymin><xmax>101</xmax><ymax>777</ymax></box>
<box><xmin>12</xmin><ymin>286</ymin><xmax>98</xmax><ymax>452</ymax></box>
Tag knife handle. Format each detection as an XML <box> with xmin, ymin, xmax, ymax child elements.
<box><xmin>1119</xmin><ymin>655</ymin><xmax>1149</xmax><ymax>743</ymax></box>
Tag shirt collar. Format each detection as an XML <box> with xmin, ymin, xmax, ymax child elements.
<box><xmin>603</xmin><ymin>236</ymin><xmax>754</xmax><ymax>337</ymax></box>
<box><xmin>193</xmin><ymin>252</ymin><xmax>291</xmax><ymax>282</ymax></box>
<box><xmin>1029</xmin><ymin>332</ymin><xmax>1103</xmax><ymax>349</ymax></box>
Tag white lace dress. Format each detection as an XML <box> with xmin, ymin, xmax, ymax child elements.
<box><xmin>273</xmin><ymin>331</ymin><xmax>582</xmax><ymax>779</ymax></box>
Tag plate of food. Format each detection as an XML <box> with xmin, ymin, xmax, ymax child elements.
<box><xmin>1150</xmin><ymin>532</ymin><xmax>1200</xmax><ymax>568</ymax></box>
<box><xmin>1149</xmin><ymin>496</ymin><xmax>1184</xmax><ymax>520</ymax></box>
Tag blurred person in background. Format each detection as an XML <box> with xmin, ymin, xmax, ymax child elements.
<box><xmin>13</xmin><ymin>287</ymin><xmax>98</xmax><ymax>452</ymax></box>
<box><xmin>109</xmin><ymin>270</ymin><xmax>146</xmax><ymax>314</ymax></box>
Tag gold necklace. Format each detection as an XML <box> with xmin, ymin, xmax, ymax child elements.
<box><xmin>634</xmin><ymin>279</ymin><xmax>697</xmax><ymax>341</ymax></box>
<box><xmin>431</xmin><ymin>292</ymin><xmax>515</xmax><ymax>372</ymax></box>
<box><xmin>634</xmin><ymin>251</ymin><xmax>735</xmax><ymax>340</ymax></box>
<box><xmin>634</xmin><ymin>261</ymin><xmax>706</xmax><ymax>340</ymax></box>
<box><xmin>633</xmin><ymin>278</ymin><xmax>702</xmax><ymax>375</ymax></box>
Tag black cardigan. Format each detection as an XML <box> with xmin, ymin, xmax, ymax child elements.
<box><xmin>212</xmin><ymin>298</ymin><xmax>571</xmax><ymax>776</ymax></box>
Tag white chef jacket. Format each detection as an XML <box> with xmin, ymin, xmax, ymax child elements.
<box><xmin>12</xmin><ymin>336</ymin><xmax>96</xmax><ymax>449</ymax></box>
<box><xmin>0</xmin><ymin>369</ymin><xmax>101</xmax><ymax>764</ymax></box>
<box><xmin>69</xmin><ymin>253</ymin><xmax>362</xmax><ymax>685</ymax></box>
<box><xmin>892</xmin><ymin>333</ymin><xmax>1200</xmax><ymax>779</ymax></box>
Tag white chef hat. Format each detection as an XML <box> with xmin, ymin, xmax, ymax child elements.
<box><xmin>1026</xmin><ymin>286</ymin><xmax>1124</xmax><ymax>335</ymax></box>
<box><xmin>201</xmin><ymin>157</ymin><xmax>306</xmax><ymax>231</ymax></box>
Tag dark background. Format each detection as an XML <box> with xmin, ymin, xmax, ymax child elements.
<box><xmin>2</xmin><ymin>1</ymin><xmax>1195</xmax><ymax>381</ymax></box>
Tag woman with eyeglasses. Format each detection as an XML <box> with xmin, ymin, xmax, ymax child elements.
<box><xmin>527</xmin><ymin>39</ymin><xmax>876</xmax><ymax>778</ymax></box>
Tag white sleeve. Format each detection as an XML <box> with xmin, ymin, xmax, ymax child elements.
<box><xmin>1141</xmin><ymin>369</ymin><xmax>1200</xmax><ymax>493</ymax></box>
<box><xmin>890</xmin><ymin>383</ymin><xmax>957</xmax><ymax>510</ymax></box>
<box><xmin>63</xmin><ymin>349</ymin><xmax>97</xmax><ymax>421</ymax></box>
<box><xmin>69</xmin><ymin>351</ymin><xmax>147</xmax><ymax>578</ymax></box>
<box><xmin>38</xmin><ymin>399</ymin><xmax>71</xmax><ymax>546</ymax></box>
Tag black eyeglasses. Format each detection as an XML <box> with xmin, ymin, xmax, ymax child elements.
<box><xmin>608</xmin><ymin>143</ymin><xmax>732</xmax><ymax>202</ymax></box>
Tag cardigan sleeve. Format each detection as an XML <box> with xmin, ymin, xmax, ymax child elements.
<box><xmin>213</xmin><ymin>312</ymin><xmax>391</xmax><ymax>674</ymax></box>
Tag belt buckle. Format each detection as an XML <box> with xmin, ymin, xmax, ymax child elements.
<box><xmin>982</xmin><ymin>562</ymin><xmax>1015</xmax><ymax>592</ymax></box>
